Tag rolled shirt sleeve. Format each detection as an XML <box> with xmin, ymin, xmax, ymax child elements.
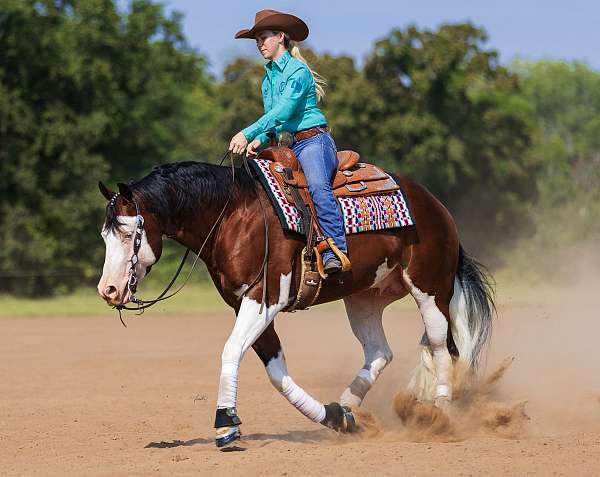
<box><xmin>254</xmin><ymin>132</ymin><xmax>270</xmax><ymax>146</ymax></box>
<box><xmin>242</xmin><ymin>67</ymin><xmax>311</xmax><ymax>142</ymax></box>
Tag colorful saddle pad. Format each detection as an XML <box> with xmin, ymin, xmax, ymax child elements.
<box><xmin>249</xmin><ymin>159</ymin><xmax>415</xmax><ymax>235</ymax></box>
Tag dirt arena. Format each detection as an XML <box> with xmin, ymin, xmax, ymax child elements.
<box><xmin>2</xmin><ymin>284</ymin><xmax>600</xmax><ymax>476</ymax></box>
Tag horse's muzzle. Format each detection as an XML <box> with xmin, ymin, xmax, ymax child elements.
<box><xmin>98</xmin><ymin>283</ymin><xmax>131</xmax><ymax>307</ymax></box>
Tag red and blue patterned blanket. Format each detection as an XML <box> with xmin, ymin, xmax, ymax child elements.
<box><xmin>250</xmin><ymin>159</ymin><xmax>415</xmax><ymax>235</ymax></box>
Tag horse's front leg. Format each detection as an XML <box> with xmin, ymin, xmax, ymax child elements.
<box><xmin>214</xmin><ymin>297</ymin><xmax>277</xmax><ymax>446</ymax></box>
<box><xmin>214</xmin><ymin>273</ymin><xmax>292</xmax><ymax>447</ymax></box>
<box><xmin>252</xmin><ymin>322</ymin><xmax>357</xmax><ymax>434</ymax></box>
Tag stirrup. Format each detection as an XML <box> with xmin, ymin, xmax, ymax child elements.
<box><xmin>315</xmin><ymin>238</ymin><xmax>351</xmax><ymax>279</ymax></box>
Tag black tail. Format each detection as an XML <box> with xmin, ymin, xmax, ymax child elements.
<box><xmin>456</xmin><ymin>244</ymin><xmax>496</xmax><ymax>368</ymax></box>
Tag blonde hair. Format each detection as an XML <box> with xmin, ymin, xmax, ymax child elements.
<box><xmin>283</xmin><ymin>34</ymin><xmax>326</xmax><ymax>102</ymax></box>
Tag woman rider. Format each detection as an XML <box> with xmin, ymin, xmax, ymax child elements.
<box><xmin>229</xmin><ymin>9</ymin><xmax>349</xmax><ymax>275</ymax></box>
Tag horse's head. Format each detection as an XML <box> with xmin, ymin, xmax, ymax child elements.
<box><xmin>97</xmin><ymin>181</ymin><xmax>163</xmax><ymax>306</ymax></box>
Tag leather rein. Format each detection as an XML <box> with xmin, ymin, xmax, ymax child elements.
<box><xmin>110</xmin><ymin>152</ymin><xmax>270</xmax><ymax>327</ymax></box>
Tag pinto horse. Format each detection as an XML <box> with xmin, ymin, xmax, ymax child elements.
<box><xmin>97</xmin><ymin>159</ymin><xmax>494</xmax><ymax>447</ymax></box>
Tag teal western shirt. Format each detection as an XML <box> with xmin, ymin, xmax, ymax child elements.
<box><xmin>242</xmin><ymin>51</ymin><xmax>328</xmax><ymax>145</ymax></box>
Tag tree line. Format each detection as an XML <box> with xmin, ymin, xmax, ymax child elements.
<box><xmin>1</xmin><ymin>0</ymin><xmax>598</xmax><ymax>295</ymax></box>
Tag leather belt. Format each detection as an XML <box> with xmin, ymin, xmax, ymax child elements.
<box><xmin>293</xmin><ymin>125</ymin><xmax>329</xmax><ymax>142</ymax></box>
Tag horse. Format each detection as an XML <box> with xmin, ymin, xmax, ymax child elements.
<box><xmin>97</xmin><ymin>158</ymin><xmax>494</xmax><ymax>447</ymax></box>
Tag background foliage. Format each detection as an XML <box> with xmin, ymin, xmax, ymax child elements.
<box><xmin>1</xmin><ymin>0</ymin><xmax>598</xmax><ymax>296</ymax></box>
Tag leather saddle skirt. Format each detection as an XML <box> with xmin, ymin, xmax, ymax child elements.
<box><xmin>256</xmin><ymin>147</ymin><xmax>399</xmax><ymax>203</ymax></box>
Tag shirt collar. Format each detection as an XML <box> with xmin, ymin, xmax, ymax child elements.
<box><xmin>266</xmin><ymin>51</ymin><xmax>291</xmax><ymax>72</ymax></box>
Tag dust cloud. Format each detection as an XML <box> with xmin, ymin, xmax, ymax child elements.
<box><xmin>351</xmin><ymin>245</ymin><xmax>600</xmax><ymax>442</ymax></box>
<box><xmin>391</xmin><ymin>359</ymin><xmax>529</xmax><ymax>441</ymax></box>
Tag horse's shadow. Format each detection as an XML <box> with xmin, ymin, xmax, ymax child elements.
<box><xmin>145</xmin><ymin>429</ymin><xmax>328</xmax><ymax>449</ymax></box>
<box><xmin>145</xmin><ymin>437</ymin><xmax>212</xmax><ymax>448</ymax></box>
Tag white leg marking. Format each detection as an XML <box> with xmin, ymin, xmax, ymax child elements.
<box><xmin>216</xmin><ymin>273</ymin><xmax>292</xmax><ymax>410</ymax></box>
<box><xmin>266</xmin><ymin>351</ymin><xmax>326</xmax><ymax>423</ymax></box>
<box><xmin>340</xmin><ymin>297</ymin><xmax>393</xmax><ymax>407</ymax></box>
<box><xmin>403</xmin><ymin>270</ymin><xmax>453</xmax><ymax>402</ymax></box>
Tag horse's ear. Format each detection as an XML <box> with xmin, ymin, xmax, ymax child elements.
<box><xmin>117</xmin><ymin>182</ymin><xmax>134</xmax><ymax>202</ymax></box>
<box><xmin>98</xmin><ymin>181</ymin><xmax>114</xmax><ymax>201</ymax></box>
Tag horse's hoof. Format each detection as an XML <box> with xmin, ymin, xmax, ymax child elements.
<box><xmin>341</xmin><ymin>405</ymin><xmax>356</xmax><ymax>433</ymax></box>
<box><xmin>215</xmin><ymin>426</ymin><xmax>241</xmax><ymax>448</ymax></box>
<box><xmin>434</xmin><ymin>396</ymin><xmax>451</xmax><ymax>410</ymax></box>
<box><xmin>321</xmin><ymin>402</ymin><xmax>357</xmax><ymax>433</ymax></box>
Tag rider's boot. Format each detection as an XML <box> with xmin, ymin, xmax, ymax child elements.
<box><xmin>319</xmin><ymin>239</ymin><xmax>350</xmax><ymax>277</ymax></box>
<box><xmin>323</xmin><ymin>254</ymin><xmax>343</xmax><ymax>274</ymax></box>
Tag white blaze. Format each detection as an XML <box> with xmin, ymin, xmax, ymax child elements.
<box><xmin>98</xmin><ymin>215</ymin><xmax>156</xmax><ymax>303</ymax></box>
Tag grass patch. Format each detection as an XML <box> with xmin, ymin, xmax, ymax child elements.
<box><xmin>0</xmin><ymin>282</ymin><xmax>229</xmax><ymax>318</ymax></box>
<box><xmin>2</xmin><ymin>265</ymin><xmax>591</xmax><ymax>318</ymax></box>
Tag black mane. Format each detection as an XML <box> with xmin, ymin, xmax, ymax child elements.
<box><xmin>104</xmin><ymin>161</ymin><xmax>256</xmax><ymax>232</ymax></box>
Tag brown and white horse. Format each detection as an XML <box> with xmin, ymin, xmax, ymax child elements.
<box><xmin>97</xmin><ymin>160</ymin><xmax>494</xmax><ymax>447</ymax></box>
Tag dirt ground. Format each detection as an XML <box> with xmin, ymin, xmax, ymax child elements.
<box><xmin>2</xmin><ymin>292</ymin><xmax>600</xmax><ymax>476</ymax></box>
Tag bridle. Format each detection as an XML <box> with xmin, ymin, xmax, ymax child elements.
<box><xmin>107</xmin><ymin>151</ymin><xmax>270</xmax><ymax>327</ymax></box>
<box><xmin>122</xmin><ymin>195</ymin><xmax>145</xmax><ymax>303</ymax></box>
<box><xmin>107</xmin><ymin>191</ymin><xmax>192</xmax><ymax>326</ymax></box>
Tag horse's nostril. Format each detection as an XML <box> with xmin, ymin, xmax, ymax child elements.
<box><xmin>105</xmin><ymin>285</ymin><xmax>117</xmax><ymax>297</ymax></box>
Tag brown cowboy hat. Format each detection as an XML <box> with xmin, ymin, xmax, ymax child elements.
<box><xmin>235</xmin><ymin>9</ymin><xmax>309</xmax><ymax>42</ymax></box>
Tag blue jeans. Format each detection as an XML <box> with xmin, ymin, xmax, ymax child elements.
<box><xmin>292</xmin><ymin>132</ymin><xmax>347</xmax><ymax>262</ymax></box>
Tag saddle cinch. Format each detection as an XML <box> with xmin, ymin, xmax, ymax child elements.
<box><xmin>255</xmin><ymin>146</ymin><xmax>400</xmax><ymax>312</ymax></box>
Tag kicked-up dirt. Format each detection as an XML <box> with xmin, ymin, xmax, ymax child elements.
<box><xmin>1</xmin><ymin>287</ymin><xmax>600</xmax><ymax>476</ymax></box>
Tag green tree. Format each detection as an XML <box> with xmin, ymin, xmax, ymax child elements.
<box><xmin>0</xmin><ymin>0</ymin><xmax>215</xmax><ymax>295</ymax></box>
<box><xmin>513</xmin><ymin>61</ymin><xmax>600</xmax><ymax>247</ymax></box>
<box><xmin>362</xmin><ymin>24</ymin><xmax>538</xmax><ymax>257</ymax></box>
<box><xmin>216</xmin><ymin>57</ymin><xmax>265</xmax><ymax>147</ymax></box>
<box><xmin>307</xmin><ymin>51</ymin><xmax>385</xmax><ymax>155</ymax></box>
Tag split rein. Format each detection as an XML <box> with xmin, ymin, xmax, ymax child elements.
<box><xmin>111</xmin><ymin>151</ymin><xmax>270</xmax><ymax>327</ymax></box>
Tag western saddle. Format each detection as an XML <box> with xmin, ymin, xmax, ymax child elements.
<box><xmin>254</xmin><ymin>146</ymin><xmax>400</xmax><ymax>312</ymax></box>
<box><xmin>258</xmin><ymin>147</ymin><xmax>399</xmax><ymax>203</ymax></box>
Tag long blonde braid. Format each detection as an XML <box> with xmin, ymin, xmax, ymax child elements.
<box><xmin>283</xmin><ymin>34</ymin><xmax>326</xmax><ymax>102</ymax></box>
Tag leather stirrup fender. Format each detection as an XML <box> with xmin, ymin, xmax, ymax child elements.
<box><xmin>285</xmin><ymin>247</ymin><xmax>323</xmax><ymax>312</ymax></box>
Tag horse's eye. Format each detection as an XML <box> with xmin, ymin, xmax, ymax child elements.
<box><xmin>123</xmin><ymin>233</ymin><xmax>133</xmax><ymax>240</ymax></box>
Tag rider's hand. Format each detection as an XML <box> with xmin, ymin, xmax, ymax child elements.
<box><xmin>229</xmin><ymin>131</ymin><xmax>248</xmax><ymax>155</ymax></box>
<box><xmin>246</xmin><ymin>139</ymin><xmax>262</xmax><ymax>157</ymax></box>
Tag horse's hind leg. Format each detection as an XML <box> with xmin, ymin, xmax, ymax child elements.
<box><xmin>340</xmin><ymin>294</ymin><xmax>393</xmax><ymax>408</ymax></box>
<box><xmin>402</xmin><ymin>270</ymin><xmax>453</xmax><ymax>406</ymax></box>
